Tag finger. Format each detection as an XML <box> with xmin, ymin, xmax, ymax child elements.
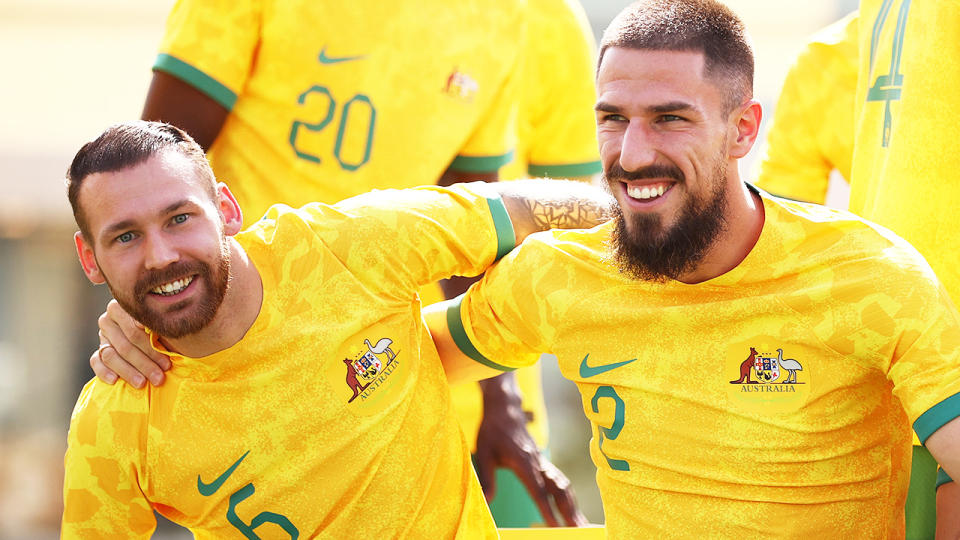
<box><xmin>89</xmin><ymin>346</ymin><xmax>118</xmax><ymax>384</ymax></box>
<box><xmin>474</xmin><ymin>449</ymin><xmax>497</xmax><ymax>502</ymax></box>
<box><xmin>98</xmin><ymin>322</ymin><xmax>160</xmax><ymax>387</ymax></box>
<box><xmin>541</xmin><ymin>462</ymin><xmax>587</xmax><ymax>527</ymax></box>
<box><xmin>509</xmin><ymin>456</ymin><xmax>559</xmax><ymax>527</ymax></box>
<box><xmin>104</xmin><ymin>300</ymin><xmax>171</xmax><ymax>371</ymax></box>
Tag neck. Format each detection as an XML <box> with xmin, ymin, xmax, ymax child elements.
<box><xmin>676</xmin><ymin>178</ymin><xmax>764</xmax><ymax>284</ymax></box>
<box><xmin>159</xmin><ymin>238</ymin><xmax>263</xmax><ymax>357</ymax></box>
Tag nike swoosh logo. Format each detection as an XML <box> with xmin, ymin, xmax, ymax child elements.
<box><xmin>318</xmin><ymin>46</ymin><xmax>365</xmax><ymax>64</ymax></box>
<box><xmin>197</xmin><ymin>451</ymin><xmax>249</xmax><ymax>496</ymax></box>
<box><xmin>579</xmin><ymin>354</ymin><xmax>636</xmax><ymax>378</ymax></box>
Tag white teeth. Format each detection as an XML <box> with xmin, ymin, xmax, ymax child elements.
<box><xmin>151</xmin><ymin>276</ymin><xmax>194</xmax><ymax>296</ymax></box>
<box><xmin>627</xmin><ymin>184</ymin><xmax>668</xmax><ymax>200</ymax></box>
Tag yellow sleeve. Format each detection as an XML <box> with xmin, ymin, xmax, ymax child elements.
<box><xmin>448</xmin><ymin>14</ymin><xmax>524</xmax><ymax>173</ymax></box>
<box><xmin>152</xmin><ymin>0</ymin><xmax>262</xmax><ymax>110</ymax></box>
<box><xmin>447</xmin><ymin>235</ymin><xmax>558</xmax><ymax>371</ymax></box>
<box><xmin>754</xmin><ymin>12</ymin><xmax>858</xmax><ymax>203</ymax></box>
<box><xmin>61</xmin><ymin>381</ymin><xmax>155</xmax><ymax>538</ymax></box>
<box><xmin>501</xmin><ymin>0</ymin><xmax>601</xmax><ymax>180</ymax></box>
<box><xmin>259</xmin><ymin>183</ymin><xmax>516</xmax><ymax>295</ymax></box>
<box><xmin>874</xmin><ymin>265</ymin><xmax>960</xmax><ymax>443</ymax></box>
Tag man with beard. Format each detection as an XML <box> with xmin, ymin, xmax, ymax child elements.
<box><xmin>425</xmin><ymin>0</ymin><xmax>960</xmax><ymax>536</ymax></box>
<box><xmin>61</xmin><ymin>121</ymin><xmax>609</xmax><ymax>537</ymax></box>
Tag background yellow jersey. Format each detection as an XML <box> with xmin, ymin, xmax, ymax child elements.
<box><xmin>62</xmin><ymin>184</ymin><xmax>515</xmax><ymax>538</ymax></box>
<box><xmin>754</xmin><ymin>11</ymin><xmax>857</xmax><ymax>204</ymax></box>
<box><xmin>155</xmin><ymin>0</ymin><xmax>524</xmax><ymax>225</ymax></box>
<box><xmin>451</xmin><ymin>0</ymin><xmax>601</xmax><ymax>459</ymax></box>
<box><xmin>850</xmin><ymin>0</ymin><xmax>960</xmax><ymax>306</ymax></box>
<box><xmin>498</xmin><ymin>0</ymin><xmax>601</xmax><ymax>182</ymax></box>
<box><xmin>449</xmin><ymin>188</ymin><xmax>960</xmax><ymax>537</ymax></box>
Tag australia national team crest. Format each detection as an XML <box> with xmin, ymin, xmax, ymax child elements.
<box><xmin>443</xmin><ymin>68</ymin><xmax>478</xmax><ymax>102</ymax></box>
<box><xmin>726</xmin><ymin>341</ymin><xmax>809</xmax><ymax>411</ymax></box>
<box><xmin>341</xmin><ymin>337</ymin><xmax>401</xmax><ymax>404</ymax></box>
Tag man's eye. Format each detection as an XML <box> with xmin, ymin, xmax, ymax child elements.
<box><xmin>117</xmin><ymin>232</ymin><xmax>135</xmax><ymax>244</ymax></box>
<box><xmin>659</xmin><ymin>114</ymin><xmax>684</xmax><ymax>122</ymax></box>
<box><xmin>172</xmin><ymin>214</ymin><xmax>189</xmax><ymax>224</ymax></box>
<box><xmin>602</xmin><ymin>113</ymin><xmax>627</xmax><ymax>122</ymax></box>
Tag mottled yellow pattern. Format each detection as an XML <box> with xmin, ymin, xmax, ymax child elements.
<box><xmin>754</xmin><ymin>12</ymin><xmax>858</xmax><ymax>203</ymax></box>
<box><xmin>156</xmin><ymin>0</ymin><xmax>524</xmax><ymax>224</ymax></box>
<box><xmin>498</xmin><ymin>0</ymin><xmax>600</xmax><ymax>181</ymax></box>
<box><xmin>62</xmin><ymin>184</ymin><xmax>506</xmax><ymax>538</ymax></box>
<box><xmin>458</xmin><ymin>191</ymin><xmax>960</xmax><ymax>538</ymax></box>
<box><xmin>851</xmin><ymin>0</ymin><xmax>960</xmax><ymax>307</ymax></box>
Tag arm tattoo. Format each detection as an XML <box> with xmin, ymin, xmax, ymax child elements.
<box><xmin>525</xmin><ymin>198</ymin><xmax>612</xmax><ymax>230</ymax></box>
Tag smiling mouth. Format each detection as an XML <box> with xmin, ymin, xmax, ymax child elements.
<box><xmin>625</xmin><ymin>182</ymin><xmax>672</xmax><ymax>201</ymax></box>
<box><xmin>150</xmin><ymin>275</ymin><xmax>195</xmax><ymax>296</ymax></box>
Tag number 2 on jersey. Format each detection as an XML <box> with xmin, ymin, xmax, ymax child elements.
<box><xmin>288</xmin><ymin>85</ymin><xmax>376</xmax><ymax>171</ymax></box>
<box><xmin>591</xmin><ymin>385</ymin><xmax>629</xmax><ymax>471</ymax></box>
<box><xmin>866</xmin><ymin>0</ymin><xmax>911</xmax><ymax>147</ymax></box>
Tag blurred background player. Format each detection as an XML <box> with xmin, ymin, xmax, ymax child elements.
<box><xmin>451</xmin><ymin>0</ymin><xmax>602</xmax><ymax>527</ymax></box>
<box><xmin>753</xmin><ymin>8</ymin><xmax>957</xmax><ymax>538</ymax></box>
<box><xmin>93</xmin><ymin>0</ymin><xmax>591</xmax><ymax>527</ymax></box>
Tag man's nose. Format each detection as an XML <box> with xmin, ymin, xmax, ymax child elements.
<box><xmin>143</xmin><ymin>233</ymin><xmax>179</xmax><ymax>270</ymax></box>
<box><xmin>618</xmin><ymin>122</ymin><xmax>658</xmax><ymax>172</ymax></box>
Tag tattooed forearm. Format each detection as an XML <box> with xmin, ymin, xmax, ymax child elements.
<box><xmin>495</xmin><ymin>179</ymin><xmax>615</xmax><ymax>244</ymax></box>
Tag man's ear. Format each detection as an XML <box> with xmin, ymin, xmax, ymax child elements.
<box><xmin>216</xmin><ymin>183</ymin><xmax>244</xmax><ymax>236</ymax></box>
<box><xmin>729</xmin><ymin>99</ymin><xmax>762</xmax><ymax>159</ymax></box>
<box><xmin>75</xmin><ymin>231</ymin><xmax>105</xmax><ymax>284</ymax></box>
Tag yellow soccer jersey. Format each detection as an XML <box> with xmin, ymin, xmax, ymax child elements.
<box><xmin>452</xmin><ymin>0</ymin><xmax>600</xmax><ymax>455</ymax></box>
<box><xmin>498</xmin><ymin>0</ymin><xmax>601</xmax><ymax>181</ymax></box>
<box><xmin>754</xmin><ymin>11</ymin><xmax>858</xmax><ymax>204</ymax></box>
<box><xmin>62</xmin><ymin>184</ymin><xmax>516</xmax><ymax>538</ymax></box>
<box><xmin>851</xmin><ymin>0</ymin><xmax>960</xmax><ymax>306</ymax></box>
<box><xmin>448</xmin><ymin>188</ymin><xmax>960</xmax><ymax>537</ymax></box>
<box><xmin>154</xmin><ymin>0</ymin><xmax>524</xmax><ymax>224</ymax></box>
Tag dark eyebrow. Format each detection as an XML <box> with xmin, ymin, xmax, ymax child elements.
<box><xmin>100</xmin><ymin>199</ymin><xmax>192</xmax><ymax>241</ymax></box>
<box><xmin>595</xmin><ymin>101</ymin><xmax>698</xmax><ymax>115</ymax></box>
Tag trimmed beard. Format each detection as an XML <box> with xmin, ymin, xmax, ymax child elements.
<box><xmin>103</xmin><ymin>239</ymin><xmax>231</xmax><ymax>338</ymax></box>
<box><xmin>609</xmin><ymin>162</ymin><xmax>729</xmax><ymax>282</ymax></box>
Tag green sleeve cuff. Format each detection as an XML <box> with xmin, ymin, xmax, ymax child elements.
<box><xmin>914</xmin><ymin>391</ymin><xmax>960</xmax><ymax>443</ymax></box>
<box><xmin>484</xmin><ymin>195</ymin><xmax>515</xmax><ymax>261</ymax></box>
<box><xmin>153</xmin><ymin>54</ymin><xmax>237</xmax><ymax>111</ymax></box>
<box><xmin>445</xmin><ymin>295</ymin><xmax>515</xmax><ymax>372</ymax></box>
<box><xmin>937</xmin><ymin>468</ymin><xmax>954</xmax><ymax>488</ymax></box>
<box><xmin>449</xmin><ymin>151</ymin><xmax>515</xmax><ymax>173</ymax></box>
<box><xmin>528</xmin><ymin>161</ymin><xmax>602</xmax><ymax>178</ymax></box>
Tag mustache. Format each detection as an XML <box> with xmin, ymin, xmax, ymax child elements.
<box><xmin>604</xmin><ymin>163</ymin><xmax>685</xmax><ymax>183</ymax></box>
<box><xmin>134</xmin><ymin>260</ymin><xmax>206</xmax><ymax>299</ymax></box>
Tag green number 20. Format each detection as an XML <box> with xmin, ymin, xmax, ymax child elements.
<box><xmin>866</xmin><ymin>0</ymin><xmax>911</xmax><ymax>147</ymax></box>
<box><xmin>288</xmin><ymin>85</ymin><xmax>376</xmax><ymax>171</ymax></box>
<box><xmin>591</xmin><ymin>385</ymin><xmax>630</xmax><ymax>471</ymax></box>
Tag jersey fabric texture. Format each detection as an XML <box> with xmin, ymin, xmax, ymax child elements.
<box><xmin>61</xmin><ymin>184</ymin><xmax>515</xmax><ymax>539</ymax></box>
<box><xmin>154</xmin><ymin>0</ymin><xmax>524</xmax><ymax>225</ymax></box>
<box><xmin>851</xmin><ymin>0</ymin><xmax>960</xmax><ymax>307</ymax></box>
<box><xmin>754</xmin><ymin>11</ymin><xmax>858</xmax><ymax>203</ymax></box>
<box><xmin>451</xmin><ymin>0</ymin><xmax>601</xmax><ymax>470</ymax></box>
<box><xmin>498</xmin><ymin>0</ymin><xmax>601</xmax><ymax>181</ymax></box>
<box><xmin>448</xmin><ymin>188</ymin><xmax>960</xmax><ymax>538</ymax></box>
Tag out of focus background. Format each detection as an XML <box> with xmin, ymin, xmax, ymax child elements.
<box><xmin>0</xmin><ymin>0</ymin><xmax>855</xmax><ymax>537</ymax></box>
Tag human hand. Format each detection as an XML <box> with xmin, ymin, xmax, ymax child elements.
<box><xmin>475</xmin><ymin>372</ymin><xmax>587</xmax><ymax>527</ymax></box>
<box><xmin>89</xmin><ymin>299</ymin><xmax>171</xmax><ymax>388</ymax></box>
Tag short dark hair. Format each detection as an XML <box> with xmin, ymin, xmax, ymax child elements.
<box><xmin>598</xmin><ymin>0</ymin><xmax>754</xmax><ymax>113</ymax></box>
<box><xmin>66</xmin><ymin>121</ymin><xmax>216</xmax><ymax>240</ymax></box>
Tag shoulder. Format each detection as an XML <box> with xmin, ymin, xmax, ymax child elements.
<box><xmin>763</xmin><ymin>191</ymin><xmax>942</xmax><ymax>291</ymax></box>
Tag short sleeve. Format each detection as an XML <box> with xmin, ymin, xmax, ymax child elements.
<box><xmin>447</xmin><ymin>236</ymin><xmax>558</xmax><ymax>371</ymax></box>
<box><xmin>754</xmin><ymin>12</ymin><xmax>858</xmax><ymax>203</ymax></box>
<box><xmin>152</xmin><ymin>0</ymin><xmax>263</xmax><ymax>110</ymax></box>
<box><xmin>62</xmin><ymin>381</ymin><xmax>155</xmax><ymax>539</ymax></box>
<box><xmin>523</xmin><ymin>0</ymin><xmax>601</xmax><ymax>179</ymax></box>
<box><xmin>882</xmin><ymin>278</ymin><xmax>960</xmax><ymax>443</ymax></box>
<box><xmin>272</xmin><ymin>183</ymin><xmax>516</xmax><ymax>295</ymax></box>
